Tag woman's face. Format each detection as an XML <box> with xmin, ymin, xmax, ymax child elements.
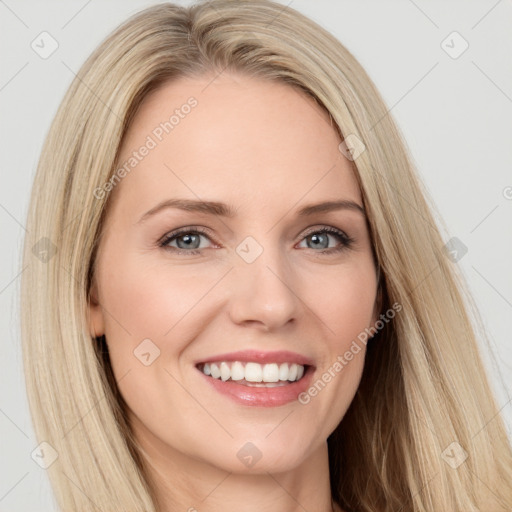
<box><xmin>89</xmin><ymin>73</ymin><xmax>380</xmax><ymax>475</ymax></box>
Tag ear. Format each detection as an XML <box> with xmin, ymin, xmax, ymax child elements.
<box><xmin>88</xmin><ymin>279</ymin><xmax>105</xmax><ymax>338</ymax></box>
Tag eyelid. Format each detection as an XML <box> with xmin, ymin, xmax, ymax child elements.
<box><xmin>300</xmin><ymin>224</ymin><xmax>349</xmax><ymax>239</ymax></box>
<box><xmin>157</xmin><ymin>225</ymin><xmax>215</xmax><ymax>246</ymax></box>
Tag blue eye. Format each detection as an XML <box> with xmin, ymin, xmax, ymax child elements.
<box><xmin>159</xmin><ymin>226</ymin><xmax>354</xmax><ymax>256</ymax></box>
<box><xmin>159</xmin><ymin>227</ymin><xmax>212</xmax><ymax>255</ymax></box>
<box><xmin>298</xmin><ymin>227</ymin><xmax>354</xmax><ymax>254</ymax></box>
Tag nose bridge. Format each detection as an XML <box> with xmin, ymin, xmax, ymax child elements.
<box><xmin>228</xmin><ymin>234</ymin><xmax>299</xmax><ymax>328</ymax></box>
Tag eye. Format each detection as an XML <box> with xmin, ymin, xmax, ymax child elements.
<box><xmin>296</xmin><ymin>226</ymin><xmax>354</xmax><ymax>255</ymax></box>
<box><xmin>159</xmin><ymin>226</ymin><xmax>214</xmax><ymax>255</ymax></box>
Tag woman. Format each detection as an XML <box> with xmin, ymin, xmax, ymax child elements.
<box><xmin>20</xmin><ymin>1</ymin><xmax>512</xmax><ymax>511</ymax></box>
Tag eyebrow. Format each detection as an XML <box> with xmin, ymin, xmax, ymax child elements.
<box><xmin>137</xmin><ymin>198</ymin><xmax>365</xmax><ymax>224</ymax></box>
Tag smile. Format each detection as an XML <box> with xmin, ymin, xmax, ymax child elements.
<box><xmin>197</xmin><ymin>361</ymin><xmax>306</xmax><ymax>386</ymax></box>
<box><xmin>195</xmin><ymin>362</ymin><xmax>315</xmax><ymax>407</ymax></box>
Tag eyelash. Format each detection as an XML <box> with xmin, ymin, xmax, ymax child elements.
<box><xmin>158</xmin><ymin>225</ymin><xmax>355</xmax><ymax>256</ymax></box>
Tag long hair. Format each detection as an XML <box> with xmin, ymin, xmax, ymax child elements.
<box><xmin>20</xmin><ymin>1</ymin><xmax>512</xmax><ymax>510</ymax></box>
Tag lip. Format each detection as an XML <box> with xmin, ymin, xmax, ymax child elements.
<box><xmin>194</xmin><ymin>350</ymin><xmax>316</xmax><ymax>407</ymax></box>
<box><xmin>194</xmin><ymin>349</ymin><xmax>316</xmax><ymax>367</ymax></box>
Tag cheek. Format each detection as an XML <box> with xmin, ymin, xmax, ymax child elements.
<box><xmin>97</xmin><ymin>253</ymin><xmax>214</xmax><ymax>422</ymax></box>
<box><xmin>299</xmin><ymin>292</ymin><xmax>372</xmax><ymax>440</ymax></box>
<box><xmin>298</xmin><ymin>261</ymin><xmax>376</xmax><ymax>418</ymax></box>
<box><xmin>100</xmin><ymin>250</ymin><xmax>214</xmax><ymax>340</ymax></box>
<box><xmin>96</xmin><ymin>251</ymin><xmax>208</xmax><ymax>389</ymax></box>
<box><xmin>305</xmin><ymin>261</ymin><xmax>377</xmax><ymax>346</ymax></box>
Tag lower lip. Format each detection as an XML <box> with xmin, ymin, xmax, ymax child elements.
<box><xmin>196</xmin><ymin>366</ymin><xmax>315</xmax><ymax>407</ymax></box>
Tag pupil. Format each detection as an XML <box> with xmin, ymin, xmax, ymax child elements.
<box><xmin>178</xmin><ymin>234</ymin><xmax>199</xmax><ymax>249</ymax></box>
<box><xmin>310</xmin><ymin>233</ymin><xmax>328</xmax><ymax>249</ymax></box>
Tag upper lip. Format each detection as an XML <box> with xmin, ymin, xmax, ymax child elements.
<box><xmin>195</xmin><ymin>349</ymin><xmax>315</xmax><ymax>368</ymax></box>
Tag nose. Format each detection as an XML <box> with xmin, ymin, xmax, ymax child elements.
<box><xmin>228</xmin><ymin>244</ymin><xmax>300</xmax><ymax>331</ymax></box>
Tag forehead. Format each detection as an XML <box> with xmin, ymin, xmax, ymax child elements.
<box><xmin>111</xmin><ymin>73</ymin><xmax>361</xmax><ymax>219</ymax></box>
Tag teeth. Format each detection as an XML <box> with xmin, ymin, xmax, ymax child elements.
<box><xmin>245</xmin><ymin>362</ymin><xmax>263</xmax><ymax>382</ymax></box>
<box><xmin>210</xmin><ymin>363</ymin><xmax>221</xmax><ymax>379</ymax></box>
<box><xmin>231</xmin><ymin>361</ymin><xmax>245</xmax><ymax>381</ymax></box>
<box><xmin>262</xmin><ymin>363</ymin><xmax>279</xmax><ymax>383</ymax></box>
<box><xmin>220</xmin><ymin>362</ymin><xmax>231</xmax><ymax>381</ymax></box>
<box><xmin>201</xmin><ymin>361</ymin><xmax>306</xmax><ymax>383</ymax></box>
<box><xmin>279</xmin><ymin>363</ymin><xmax>289</xmax><ymax>380</ymax></box>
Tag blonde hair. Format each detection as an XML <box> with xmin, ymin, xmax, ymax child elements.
<box><xmin>20</xmin><ymin>1</ymin><xmax>512</xmax><ymax>510</ymax></box>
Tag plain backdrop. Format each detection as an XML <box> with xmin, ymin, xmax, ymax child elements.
<box><xmin>1</xmin><ymin>1</ymin><xmax>511</xmax><ymax>510</ymax></box>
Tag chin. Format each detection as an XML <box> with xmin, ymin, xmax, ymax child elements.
<box><xmin>199</xmin><ymin>437</ymin><xmax>313</xmax><ymax>475</ymax></box>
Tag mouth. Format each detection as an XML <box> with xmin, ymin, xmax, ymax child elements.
<box><xmin>194</xmin><ymin>360</ymin><xmax>315</xmax><ymax>407</ymax></box>
<box><xmin>196</xmin><ymin>361</ymin><xmax>312</xmax><ymax>387</ymax></box>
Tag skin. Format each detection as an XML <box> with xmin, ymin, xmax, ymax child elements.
<box><xmin>88</xmin><ymin>72</ymin><xmax>381</xmax><ymax>512</ymax></box>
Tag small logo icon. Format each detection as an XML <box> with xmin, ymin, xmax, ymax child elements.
<box><xmin>32</xmin><ymin>236</ymin><xmax>58</xmax><ymax>263</ymax></box>
<box><xmin>441</xmin><ymin>31</ymin><xmax>469</xmax><ymax>59</ymax></box>
<box><xmin>338</xmin><ymin>134</ymin><xmax>366</xmax><ymax>161</ymax></box>
<box><xmin>31</xmin><ymin>441</ymin><xmax>59</xmax><ymax>469</ymax></box>
<box><xmin>236</xmin><ymin>441</ymin><xmax>262</xmax><ymax>468</ymax></box>
<box><xmin>441</xmin><ymin>441</ymin><xmax>468</xmax><ymax>468</ymax></box>
<box><xmin>443</xmin><ymin>237</ymin><xmax>468</xmax><ymax>263</ymax></box>
<box><xmin>236</xmin><ymin>236</ymin><xmax>264</xmax><ymax>263</ymax></box>
<box><xmin>31</xmin><ymin>31</ymin><xmax>59</xmax><ymax>59</ymax></box>
<box><xmin>134</xmin><ymin>338</ymin><xmax>161</xmax><ymax>366</ymax></box>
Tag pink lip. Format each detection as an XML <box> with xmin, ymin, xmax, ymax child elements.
<box><xmin>196</xmin><ymin>365</ymin><xmax>315</xmax><ymax>407</ymax></box>
<box><xmin>194</xmin><ymin>350</ymin><xmax>316</xmax><ymax>407</ymax></box>
<box><xmin>194</xmin><ymin>349</ymin><xmax>315</xmax><ymax>367</ymax></box>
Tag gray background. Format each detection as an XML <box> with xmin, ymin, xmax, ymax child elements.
<box><xmin>1</xmin><ymin>0</ymin><xmax>511</xmax><ymax>510</ymax></box>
